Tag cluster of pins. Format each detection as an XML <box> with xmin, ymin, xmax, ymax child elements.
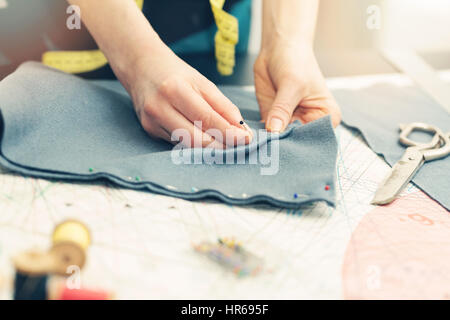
<box><xmin>193</xmin><ymin>237</ymin><xmax>263</xmax><ymax>278</ymax></box>
<box><xmin>12</xmin><ymin>220</ymin><xmax>112</xmax><ymax>300</ymax></box>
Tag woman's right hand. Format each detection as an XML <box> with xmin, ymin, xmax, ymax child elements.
<box><xmin>67</xmin><ymin>0</ymin><xmax>250</xmax><ymax>149</ymax></box>
<box><xmin>125</xmin><ymin>47</ymin><xmax>252</xmax><ymax>149</ymax></box>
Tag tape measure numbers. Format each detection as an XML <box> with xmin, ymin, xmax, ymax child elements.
<box><xmin>43</xmin><ymin>0</ymin><xmax>238</xmax><ymax>76</ymax></box>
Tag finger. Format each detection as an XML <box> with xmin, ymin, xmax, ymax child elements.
<box><xmin>200</xmin><ymin>79</ymin><xmax>244</xmax><ymax>127</ymax></box>
<box><xmin>140</xmin><ymin>115</ymin><xmax>172</xmax><ymax>141</ymax></box>
<box><xmin>164</xmin><ymin>80</ymin><xmax>251</xmax><ymax>146</ymax></box>
<box><xmin>254</xmin><ymin>63</ymin><xmax>276</xmax><ymax>123</ymax></box>
<box><xmin>326</xmin><ymin>96</ymin><xmax>342</xmax><ymax>128</ymax></box>
<box><xmin>149</xmin><ymin>103</ymin><xmax>225</xmax><ymax>149</ymax></box>
<box><xmin>292</xmin><ymin>95</ymin><xmax>342</xmax><ymax>128</ymax></box>
<box><xmin>200</xmin><ymin>81</ymin><xmax>254</xmax><ymax>140</ymax></box>
<box><xmin>256</xmin><ymin>86</ymin><xmax>276</xmax><ymax>124</ymax></box>
<box><xmin>265</xmin><ymin>81</ymin><xmax>303</xmax><ymax>133</ymax></box>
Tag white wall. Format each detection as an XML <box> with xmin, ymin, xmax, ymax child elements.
<box><xmin>381</xmin><ymin>0</ymin><xmax>450</xmax><ymax>51</ymax></box>
<box><xmin>248</xmin><ymin>0</ymin><xmax>450</xmax><ymax>53</ymax></box>
<box><xmin>248</xmin><ymin>0</ymin><xmax>262</xmax><ymax>53</ymax></box>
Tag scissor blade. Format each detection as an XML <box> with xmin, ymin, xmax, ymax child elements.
<box><xmin>371</xmin><ymin>147</ymin><xmax>424</xmax><ymax>205</ymax></box>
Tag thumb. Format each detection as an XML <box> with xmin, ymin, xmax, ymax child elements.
<box><xmin>266</xmin><ymin>83</ymin><xmax>302</xmax><ymax>133</ymax></box>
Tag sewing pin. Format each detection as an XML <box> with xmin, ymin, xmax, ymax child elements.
<box><xmin>240</xmin><ymin>120</ymin><xmax>253</xmax><ymax>138</ymax></box>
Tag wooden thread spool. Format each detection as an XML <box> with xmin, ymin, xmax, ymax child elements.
<box><xmin>13</xmin><ymin>250</ymin><xmax>50</xmax><ymax>300</ymax></box>
<box><xmin>51</xmin><ymin>220</ymin><xmax>90</xmax><ymax>275</ymax></box>
<box><xmin>52</xmin><ymin>220</ymin><xmax>91</xmax><ymax>251</ymax></box>
<box><xmin>49</xmin><ymin>242</ymin><xmax>86</xmax><ymax>275</ymax></box>
<box><xmin>12</xmin><ymin>220</ymin><xmax>91</xmax><ymax>299</ymax></box>
<box><xmin>13</xmin><ymin>271</ymin><xmax>48</xmax><ymax>300</ymax></box>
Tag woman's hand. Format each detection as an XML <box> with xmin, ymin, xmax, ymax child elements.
<box><xmin>254</xmin><ymin>40</ymin><xmax>341</xmax><ymax>133</ymax></box>
<box><xmin>127</xmin><ymin>47</ymin><xmax>252</xmax><ymax>148</ymax></box>
<box><xmin>67</xmin><ymin>0</ymin><xmax>251</xmax><ymax>149</ymax></box>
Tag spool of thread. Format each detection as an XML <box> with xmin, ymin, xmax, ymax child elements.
<box><xmin>49</xmin><ymin>281</ymin><xmax>113</xmax><ymax>300</ymax></box>
<box><xmin>49</xmin><ymin>242</ymin><xmax>86</xmax><ymax>275</ymax></box>
<box><xmin>59</xmin><ymin>287</ymin><xmax>112</xmax><ymax>300</ymax></box>
<box><xmin>51</xmin><ymin>220</ymin><xmax>90</xmax><ymax>274</ymax></box>
<box><xmin>13</xmin><ymin>242</ymin><xmax>85</xmax><ymax>277</ymax></box>
<box><xmin>13</xmin><ymin>250</ymin><xmax>55</xmax><ymax>276</ymax></box>
<box><xmin>13</xmin><ymin>250</ymin><xmax>51</xmax><ymax>300</ymax></box>
<box><xmin>13</xmin><ymin>271</ymin><xmax>48</xmax><ymax>300</ymax></box>
<box><xmin>52</xmin><ymin>220</ymin><xmax>91</xmax><ymax>251</ymax></box>
<box><xmin>12</xmin><ymin>220</ymin><xmax>91</xmax><ymax>299</ymax></box>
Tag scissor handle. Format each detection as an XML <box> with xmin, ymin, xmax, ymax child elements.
<box><xmin>399</xmin><ymin>122</ymin><xmax>450</xmax><ymax>161</ymax></box>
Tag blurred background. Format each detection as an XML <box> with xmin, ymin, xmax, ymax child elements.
<box><xmin>1</xmin><ymin>0</ymin><xmax>449</xmax><ymax>81</ymax></box>
<box><xmin>250</xmin><ymin>0</ymin><xmax>450</xmax><ymax>77</ymax></box>
<box><xmin>250</xmin><ymin>0</ymin><xmax>450</xmax><ymax>52</ymax></box>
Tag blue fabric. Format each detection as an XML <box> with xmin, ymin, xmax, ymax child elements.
<box><xmin>170</xmin><ymin>0</ymin><xmax>251</xmax><ymax>54</ymax></box>
<box><xmin>0</xmin><ymin>62</ymin><xmax>338</xmax><ymax>208</ymax></box>
<box><xmin>334</xmin><ymin>84</ymin><xmax>450</xmax><ymax>210</ymax></box>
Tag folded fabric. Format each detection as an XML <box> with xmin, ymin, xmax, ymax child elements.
<box><xmin>333</xmin><ymin>83</ymin><xmax>450</xmax><ymax>210</ymax></box>
<box><xmin>0</xmin><ymin>62</ymin><xmax>338</xmax><ymax>208</ymax></box>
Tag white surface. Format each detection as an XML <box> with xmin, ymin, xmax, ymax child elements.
<box><xmin>0</xmin><ymin>125</ymin><xmax>391</xmax><ymax>299</ymax></box>
<box><xmin>0</xmin><ymin>72</ymin><xmax>448</xmax><ymax>299</ymax></box>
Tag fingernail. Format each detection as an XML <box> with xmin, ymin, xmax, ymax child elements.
<box><xmin>268</xmin><ymin>118</ymin><xmax>283</xmax><ymax>133</ymax></box>
<box><xmin>239</xmin><ymin>128</ymin><xmax>253</xmax><ymax>145</ymax></box>
<box><xmin>240</xmin><ymin>120</ymin><xmax>253</xmax><ymax>138</ymax></box>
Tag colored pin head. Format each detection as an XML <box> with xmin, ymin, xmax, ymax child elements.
<box><xmin>194</xmin><ymin>239</ymin><xmax>263</xmax><ymax>278</ymax></box>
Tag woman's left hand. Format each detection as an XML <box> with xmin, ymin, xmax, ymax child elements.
<box><xmin>254</xmin><ymin>40</ymin><xmax>341</xmax><ymax>133</ymax></box>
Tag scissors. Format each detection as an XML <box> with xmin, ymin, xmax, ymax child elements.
<box><xmin>371</xmin><ymin>122</ymin><xmax>450</xmax><ymax>205</ymax></box>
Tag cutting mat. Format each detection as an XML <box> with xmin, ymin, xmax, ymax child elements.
<box><xmin>0</xmin><ymin>72</ymin><xmax>449</xmax><ymax>299</ymax></box>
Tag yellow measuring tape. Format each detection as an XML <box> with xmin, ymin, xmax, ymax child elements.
<box><xmin>42</xmin><ymin>0</ymin><xmax>238</xmax><ymax>76</ymax></box>
<box><xmin>42</xmin><ymin>0</ymin><xmax>144</xmax><ymax>74</ymax></box>
<box><xmin>209</xmin><ymin>0</ymin><xmax>239</xmax><ymax>76</ymax></box>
